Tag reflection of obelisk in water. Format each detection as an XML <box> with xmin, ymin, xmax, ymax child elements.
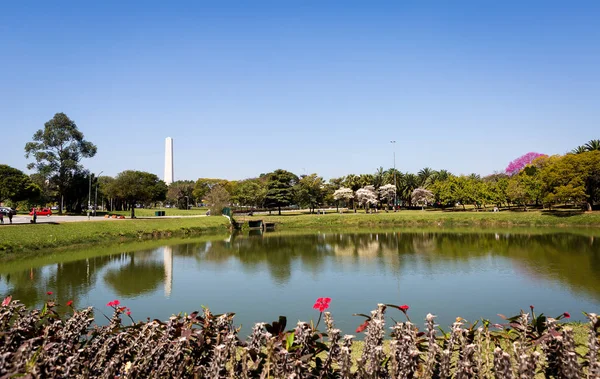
<box><xmin>164</xmin><ymin>246</ymin><xmax>173</xmax><ymax>297</ymax></box>
<box><xmin>164</xmin><ymin>137</ymin><xmax>174</xmax><ymax>185</ymax></box>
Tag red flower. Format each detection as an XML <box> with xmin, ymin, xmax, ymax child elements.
<box><xmin>106</xmin><ymin>300</ymin><xmax>121</xmax><ymax>307</ymax></box>
<box><xmin>313</xmin><ymin>297</ymin><xmax>331</xmax><ymax>312</ymax></box>
<box><xmin>2</xmin><ymin>296</ymin><xmax>11</xmax><ymax>307</ymax></box>
<box><xmin>529</xmin><ymin>305</ymin><xmax>534</xmax><ymax>310</ymax></box>
<box><xmin>66</xmin><ymin>300</ymin><xmax>73</xmax><ymax>307</ymax></box>
<box><xmin>126</xmin><ymin>311</ymin><xmax>131</xmax><ymax>316</ymax></box>
<box><xmin>47</xmin><ymin>291</ymin><xmax>53</xmax><ymax>295</ymax></box>
<box><xmin>563</xmin><ymin>312</ymin><xmax>571</xmax><ymax>319</ymax></box>
<box><xmin>356</xmin><ymin>320</ymin><xmax>369</xmax><ymax>333</ymax></box>
<box><xmin>399</xmin><ymin>304</ymin><xmax>409</xmax><ymax>312</ymax></box>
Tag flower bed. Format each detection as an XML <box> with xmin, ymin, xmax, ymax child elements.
<box><xmin>0</xmin><ymin>296</ymin><xmax>598</xmax><ymax>378</ymax></box>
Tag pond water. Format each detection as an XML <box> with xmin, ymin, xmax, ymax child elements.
<box><xmin>1</xmin><ymin>230</ymin><xmax>599</xmax><ymax>336</ymax></box>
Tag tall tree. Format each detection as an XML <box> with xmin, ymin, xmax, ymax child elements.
<box><xmin>205</xmin><ymin>184</ymin><xmax>230</xmax><ymax>216</ymax></box>
<box><xmin>264</xmin><ymin>169</ymin><xmax>298</xmax><ymax>215</ymax></box>
<box><xmin>113</xmin><ymin>170</ymin><xmax>167</xmax><ymax>218</ymax></box>
<box><xmin>0</xmin><ymin>165</ymin><xmax>40</xmax><ymax>204</ymax></box>
<box><xmin>24</xmin><ymin>113</ymin><xmax>97</xmax><ymax>213</ymax></box>
<box><xmin>295</xmin><ymin>174</ymin><xmax>325</xmax><ymax>213</ymax></box>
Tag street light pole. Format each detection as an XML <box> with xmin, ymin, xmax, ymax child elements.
<box><xmin>390</xmin><ymin>140</ymin><xmax>397</xmax><ymax>211</ymax></box>
<box><xmin>94</xmin><ymin>171</ymin><xmax>103</xmax><ymax>216</ymax></box>
<box><xmin>88</xmin><ymin>174</ymin><xmax>92</xmax><ymax>220</ymax></box>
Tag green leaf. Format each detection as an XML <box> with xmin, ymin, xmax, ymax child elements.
<box><xmin>286</xmin><ymin>332</ymin><xmax>294</xmax><ymax>351</ymax></box>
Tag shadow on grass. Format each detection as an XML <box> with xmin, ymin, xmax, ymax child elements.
<box><xmin>541</xmin><ymin>210</ymin><xmax>585</xmax><ymax>218</ymax></box>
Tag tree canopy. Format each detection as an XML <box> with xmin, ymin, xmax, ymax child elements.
<box><xmin>24</xmin><ymin>113</ymin><xmax>97</xmax><ymax>213</ymax></box>
<box><xmin>264</xmin><ymin>169</ymin><xmax>298</xmax><ymax>215</ymax></box>
<box><xmin>112</xmin><ymin>170</ymin><xmax>167</xmax><ymax>218</ymax></box>
<box><xmin>0</xmin><ymin>165</ymin><xmax>40</xmax><ymax>204</ymax></box>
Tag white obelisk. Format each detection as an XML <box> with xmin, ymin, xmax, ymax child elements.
<box><xmin>164</xmin><ymin>137</ymin><xmax>174</xmax><ymax>185</ymax></box>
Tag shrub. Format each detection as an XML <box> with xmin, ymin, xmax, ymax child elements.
<box><xmin>0</xmin><ymin>296</ymin><xmax>598</xmax><ymax>378</ymax></box>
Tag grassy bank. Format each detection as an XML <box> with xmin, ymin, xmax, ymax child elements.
<box><xmin>255</xmin><ymin>209</ymin><xmax>600</xmax><ymax>228</ymax></box>
<box><xmin>0</xmin><ymin>217</ymin><xmax>230</xmax><ymax>255</ymax></box>
<box><xmin>2</xmin><ymin>210</ymin><xmax>600</xmax><ymax>255</ymax></box>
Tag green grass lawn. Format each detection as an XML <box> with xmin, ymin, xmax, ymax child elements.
<box><xmin>254</xmin><ymin>209</ymin><xmax>600</xmax><ymax>228</ymax></box>
<box><xmin>0</xmin><ymin>216</ymin><xmax>230</xmax><ymax>255</ymax></box>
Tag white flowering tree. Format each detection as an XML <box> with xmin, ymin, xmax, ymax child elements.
<box><xmin>378</xmin><ymin>183</ymin><xmax>396</xmax><ymax>209</ymax></box>
<box><xmin>356</xmin><ymin>185</ymin><xmax>378</xmax><ymax>213</ymax></box>
<box><xmin>333</xmin><ymin>187</ymin><xmax>354</xmax><ymax>211</ymax></box>
<box><xmin>412</xmin><ymin>187</ymin><xmax>434</xmax><ymax>209</ymax></box>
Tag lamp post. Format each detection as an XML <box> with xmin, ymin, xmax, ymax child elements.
<box><xmin>88</xmin><ymin>174</ymin><xmax>92</xmax><ymax>220</ymax></box>
<box><xmin>94</xmin><ymin>171</ymin><xmax>103</xmax><ymax>216</ymax></box>
<box><xmin>390</xmin><ymin>140</ymin><xmax>397</xmax><ymax>211</ymax></box>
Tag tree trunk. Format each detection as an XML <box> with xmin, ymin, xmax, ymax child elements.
<box><xmin>278</xmin><ymin>205</ymin><xmax>281</xmax><ymax>215</ymax></box>
<box><xmin>587</xmin><ymin>202</ymin><xmax>592</xmax><ymax>212</ymax></box>
<box><xmin>131</xmin><ymin>202</ymin><xmax>136</xmax><ymax>218</ymax></box>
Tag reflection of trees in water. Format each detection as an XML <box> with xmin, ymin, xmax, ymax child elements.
<box><xmin>3</xmin><ymin>232</ymin><xmax>599</xmax><ymax>304</ymax></box>
<box><xmin>103</xmin><ymin>252</ymin><xmax>166</xmax><ymax>297</ymax></box>
<box><xmin>186</xmin><ymin>232</ymin><xmax>600</xmax><ymax>300</ymax></box>
<box><xmin>0</xmin><ymin>254</ymin><xmax>123</xmax><ymax>308</ymax></box>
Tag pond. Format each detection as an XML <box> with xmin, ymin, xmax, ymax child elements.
<box><xmin>1</xmin><ymin>229</ymin><xmax>599</xmax><ymax>336</ymax></box>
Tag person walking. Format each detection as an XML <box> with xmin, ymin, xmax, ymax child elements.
<box><xmin>0</xmin><ymin>211</ymin><xmax>4</xmax><ymax>224</ymax></box>
<box><xmin>7</xmin><ymin>211</ymin><xmax>13</xmax><ymax>224</ymax></box>
<box><xmin>32</xmin><ymin>208</ymin><xmax>37</xmax><ymax>224</ymax></box>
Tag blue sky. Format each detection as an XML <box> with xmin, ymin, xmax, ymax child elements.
<box><xmin>1</xmin><ymin>1</ymin><xmax>599</xmax><ymax>181</ymax></box>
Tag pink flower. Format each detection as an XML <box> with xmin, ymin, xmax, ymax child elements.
<box><xmin>66</xmin><ymin>300</ymin><xmax>73</xmax><ymax>307</ymax></box>
<box><xmin>313</xmin><ymin>297</ymin><xmax>331</xmax><ymax>312</ymax></box>
<box><xmin>2</xmin><ymin>296</ymin><xmax>11</xmax><ymax>306</ymax></box>
<box><xmin>47</xmin><ymin>291</ymin><xmax>53</xmax><ymax>295</ymax></box>
<box><xmin>563</xmin><ymin>312</ymin><xmax>571</xmax><ymax>319</ymax></box>
<box><xmin>106</xmin><ymin>300</ymin><xmax>121</xmax><ymax>307</ymax></box>
<box><xmin>399</xmin><ymin>304</ymin><xmax>409</xmax><ymax>312</ymax></box>
<box><xmin>126</xmin><ymin>311</ymin><xmax>131</xmax><ymax>316</ymax></box>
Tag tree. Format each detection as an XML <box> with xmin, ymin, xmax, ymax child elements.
<box><xmin>333</xmin><ymin>187</ymin><xmax>354</xmax><ymax>211</ymax></box>
<box><xmin>584</xmin><ymin>139</ymin><xmax>600</xmax><ymax>152</ymax></box>
<box><xmin>205</xmin><ymin>184</ymin><xmax>230</xmax><ymax>216</ymax></box>
<box><xmin>0</xmin><ymin>165</ymin><xmax>40</xmax><ymax>204</ymax></box>
<box><xmin>113</xmin><ymin>171</ymin><xmax>167</xmax><ymax>218</ymax></box>
<box><xmin>264</xmin><ymin>169</ymin><xmax>298</xmax><ymax>215</ymax></box>
<box><xmin>231</xmin><ymin>179</ymin><xmax>267</xmax><ymax>209</ymax></box>
<box><xmin>378</xmin><ymin>184</ymin><xmax>396</xmax><ymax>209</ymax></box>
<box><xmin>356</xmin><ymin>185</ymin><xmax>378</xmax><ymax>212</ymax></box>
<box><xmin>295</xmin><ymin>174</ymin><xmax>325</xmax><ymax>213</ymax></box>
<box><xmin>505</xmin><ymin>152</ymin><xmax>546</xmax><ymax>176</ymax></box>
<box><xmin>417</xmin><ymin>167</ymin><xmax>434</xmax><ymax>188</ymax></box>
<box><xmin>167</xmin><ymin>180</ymin><xmax>195</xmax><ymax>209</ymax></box>
<box><xmin>24</xmin><ymin>113</ymin><xmax>97</xmax><ymax>214</ymax></box>
<box><xmin>192</xmin><ymin>178</ymin><xmax>232</xmax><ymax>203</ymax></box>
<box><xmin>412</xmin><ymin>188</ymin><xmax>433</xmax><ymax>208</ymax></box>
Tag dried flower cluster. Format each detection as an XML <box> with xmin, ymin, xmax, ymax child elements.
<box><xmin>1</xmin><ymin>297</ymin><xmax>598</xmax><ymax>378</ymax></box>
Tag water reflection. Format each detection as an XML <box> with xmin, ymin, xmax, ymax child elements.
<box><xmin>1</xmin><ymin>231</ymin><xmax>599</xmax><ymax>331</ymax></box>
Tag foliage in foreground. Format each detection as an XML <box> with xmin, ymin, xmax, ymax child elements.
<box><xmin>0</xmin><ymin>298</ymin><xmax>599</xmax><ymax>378</ymax></box>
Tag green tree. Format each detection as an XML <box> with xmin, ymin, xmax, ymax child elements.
<box><xmin>264</xmin><ymin>169</ymin><xmax>298</xmax><ymax>215</ymax></box>
<box><xmin>192</xmin><ymin>178</ymin><xmax>230</xmax><ymax>202</ymax></box>
<box><xmin>0</xmin><ymin>165</ymin><xmax>40</xmax><ymax>204</ymax></box>
<box><xmin>205</xmin><ymin>184</ymin><xmax>230</xmax><ymax>216</ymax></box>
<box><xmin>295</xmin><ymin>174</ymin><xmax>325</xmax><ymax>213</ymax></box>
<box><xmin>24</xmin><ymin>113</ymin><xmax>97</xmax><ymax>214</ymax></box>
<box><xmin>113</xmin><ymin>170</ymin><xmax>167</xmax><ymax>218</ymax></box>
<box><xmin>232</xmin><ymin>178</ymin><xmax>267</xmax><ymax>208</ymax></box>
<box><xmin>167</xmin><ymin>180</ymin><xmax>195</xmax><ymax>209</ymax></box>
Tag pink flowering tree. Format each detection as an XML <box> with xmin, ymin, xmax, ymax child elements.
<box><xmin>505</xmin><ymin>152</ymin><xmax>547</xmax><ymax>176</ymax></box>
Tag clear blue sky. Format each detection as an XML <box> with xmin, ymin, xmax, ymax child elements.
<box><xmin>2</xmin><ymin>1</ymin><xmax>598</xmax><ymax>181</ymax></box>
